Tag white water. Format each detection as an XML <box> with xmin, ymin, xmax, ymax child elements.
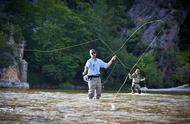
<box><xmin>0</xmin><ymin>89</ymin><xmax>190</xmax><ymax>124</ymax></box>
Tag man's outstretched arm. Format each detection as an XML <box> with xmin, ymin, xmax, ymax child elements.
<box><xmin>107</xmin><ymin>55</ymin><xmax>117</xmax><ymax>67</ymax></box>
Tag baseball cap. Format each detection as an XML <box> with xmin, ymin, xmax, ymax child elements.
<box><xmin>89</xmin><ymin>49</ymin><xmax>96</xmax><ymax>55</ymax></box>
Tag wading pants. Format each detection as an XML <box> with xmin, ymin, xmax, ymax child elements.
<box><xmin>88</xmin><ymin>77</ymin><xmax>101</xmax><ymax>99</ymax></box>
<box><xmin>131</xmin><ymin>83</ymin><xmax>141</xmax><ymax>94</ymax></box>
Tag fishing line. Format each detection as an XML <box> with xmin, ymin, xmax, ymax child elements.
<box><xmin>100</xmin><ymin>20</ymin><xmax>164</xmax><ymax>92</ymax></box>
<box><xmin>110</xmin><ymin>20</ymin><xmax>164</xmax><ymax>57</ymax></box>
<box><xmin>100</xmin><ymin>39</ymin><xmax>129</xmax><ymax>69</ymax></box>
<box><xmin>24</xmin><ymin>20</ymin><xmax>163</xmax><ymax>55</ymax></box>
<box><xmin>110</xmin><ymin>29</ymin><xmax>163</xmax><ymax>110</ymax></box>
<box><xmin>24</xmin><ymin>38</ymin><xmax>119</xmax><ymax>87</ymax></box>
<box><xmin>22</xmin><ymin>20</ymin><xmax>164</xmax><ymax>100</ymax></box>
<box><xmin>24</xmin><ymin>39</ymin><xmax>99</xmax><ymax>53</ymax></box>
<box><xmin>111</xmin><ymin>29</ymin><xmax>163</xmax><ymax>108</ymax></box>
<box><xmin>102</xmin><ymin>61</ymin><xmax>117</xmax><ymax>86</ymax></box>
<box><xmin>100</xmin><ymin>20</ymin><xmax>164</xmax><ymax>98</ymax></box>
<box><xmin>103</xmin><ymin>19</ymin><xmax>164</xmax><ymax>63</ymax></box>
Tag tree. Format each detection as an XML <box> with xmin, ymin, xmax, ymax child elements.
<box><xmin>138</xmin><ymin>53</ymin><xmax>163</xmax><ymax>88</ymax></box>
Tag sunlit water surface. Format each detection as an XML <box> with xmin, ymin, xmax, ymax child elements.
<box><xmin>0</xmin><ymin>89</ymin><xmax>190</xmax><ymax>124</ymax></box>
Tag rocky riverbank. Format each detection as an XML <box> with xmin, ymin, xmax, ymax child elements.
<box><xmin>141</xmin><ymin>84</ymin><xmax>190</xmax><ymax>94</ymax></box>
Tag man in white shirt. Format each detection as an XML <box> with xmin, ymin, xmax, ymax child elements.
<box><xmin>83</xmin><ymin>49</ymin><xmax>116</xmax><ymax>99</ymax></box>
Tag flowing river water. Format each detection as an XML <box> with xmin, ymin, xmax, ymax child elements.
<box><xmin>0</xmin><ymin>89</ymin><xmax>190</xmax><ymax>124</ymax></box>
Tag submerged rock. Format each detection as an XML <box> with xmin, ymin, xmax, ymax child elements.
<box><xmin>0</xmin><ymin>80</ymin><xmax>29</xmax><ymax>88</ymax></box>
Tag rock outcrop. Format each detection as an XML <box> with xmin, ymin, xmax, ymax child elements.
<box><xmin>0</xmin><ymin>31</ymin><xmax>29</xmax><ymax>88</ymax></box>
<box><xmin>121</xmin><ymin>0</ymin><xmax>189</xmax><ymax>81</ymax></box>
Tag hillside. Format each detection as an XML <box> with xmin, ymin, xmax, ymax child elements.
<box><xmin>0</xmin><ymin>0</ymin><xmax>189</xmax><ymax>89</ymax></box>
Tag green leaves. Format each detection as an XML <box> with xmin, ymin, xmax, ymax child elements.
<box><xmin>42</xmin><ymin>55</ymin><xmax>78</xmax><ymax>82</ymax></box>
<box><xmin>0</xmin><ymin>31</ymin><xmax>5</xmax><ymax>48</ymax></box>
<box><xmin>174</xmin><ymin>63</ymin><xmax>190</xmax><ymax>84</ymax></box>
<box><xmin>2</xmin><ymin>0</ymin><xmax>184</xmax><ymax>89</ymax></box>
<box><xmin>137</xmin><ymin>53</ymin><xmax>162</xmax><ymax>88</ymax></box>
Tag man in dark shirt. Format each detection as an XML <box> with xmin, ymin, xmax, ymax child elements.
<box><xmin>128</xmin><ymin>69</ymin><xmax>145</xmax><ymax>94</ymax></box>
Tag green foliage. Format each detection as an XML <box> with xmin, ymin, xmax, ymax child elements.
<box><xmin>0</xmin><ymin>31</ymin><xmax>5</xmax><ymax>48</ymax></box>
<box><xmin>160</xmin><ymin>22</ymin><xmax>172</xmax><ymax>30</ymax></box>
<box><xmin>0</xmin><ymin>31</ymin><xmax>15</xmax><ymax>68</ymax></box>
<box><xmin>28</xmin><ymin>72</ymin><xmax>47</xmax><ymax>88</ymax></box>
<box><xmin>2</xmin><ymin>0</ymin><xmax>183</xmax><ymax>89</ymax></box>
<box><xmin>178</xmin><ymin>18</ymin><xmax>190</xmax><ymax>51</ymax></box>
<box><xmin>126</xmin><ymin>15</ymin><xmax>135</xmax><ymax>28</ymax></box>
<box><xmin>126</xmin><ymin>29</ymin><xmax>143</xmax><ymax>55</ymax></box>
<box><xmin>137</xmin><ymin>53</ymin><xmax>163</xmax><ymax>88</ymax></box>
<box><xmin>172</xmin><ymin>49</ymin><xmax>190</xmax><ymax>84</ymax></box>
<box><xmin>95</xmin><ymin>0</ymin><xmax>134</xmax><ymax>36</ymax></box>
<box><xmin>173</xmin><ymin>9</ymin><xmax>183</xmax><ymax>23</ymax></box>
<box><xmin>42</xmin><ymin>55</ymin><xmax>78</xmax><ymax>82</ymax></box>
<box><xmin>173</xmin><ymin>63</ymin><xmax>190</xmax><ymax>84</ymax></box>
<box><xmin>163</xmin><ymin>1</ymin><xmax>169</xmax><ymax>8</ymax></box>
<box><xmin>0</xmin><ymin>56</ymin><xmax>15</xmax><ymax>68</ymax></box>
<box><xmin>173</xmin><ymin>0</ymin><xmax>183</xmax><ymax>9</ymax></box>
<box><xmin>102</xmin><ymin>38</ymin><xmax>138</xmax><ymax>89</ymax></box>
<box><xmin>6</xmin><ymin>0</ymin><xmax>34</xmax><ymax>24</ymax></box>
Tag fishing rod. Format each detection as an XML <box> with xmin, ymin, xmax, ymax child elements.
<box><xmin>98</xmin><ymin>20</ymin><xmax>164</xmax><ymax>92</ymax></box>
<box><xmin>110</xmin><ymin>28</ymin><xmax>163</xmax><ymax>110</ymax></box>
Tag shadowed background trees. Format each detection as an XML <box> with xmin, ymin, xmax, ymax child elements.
<box><xmin>0</xmin><ymin>0</ymin><xmax>189</xmax><ymax>89</ymax></box>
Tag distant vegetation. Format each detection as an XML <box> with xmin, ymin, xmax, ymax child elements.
<box><xmin>0</xmin><ymin>0</ymin><xmax>189</xmax><ymax>89</ymax></box>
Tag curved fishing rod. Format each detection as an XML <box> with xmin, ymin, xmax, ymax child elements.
<box><xmin>24</xmin><ymin>20</ymin><xmax>163</xmax><ymax>54</ymax></box>
<box><xmin>23</xmin><ymin>20</ymin><xmax>164</xmax><ymax>92</ymax></box>
<box><xmin>110</xmin><ymin>29</ymin><xmax>163</xmax><ymax>110</ymax></box>
<box><xmin>111</xmin><ymin>20</ymin><xmax>164</xmax><ymax>57</ymax></box>
<box><xmin>102</xmin><ymin>61</ymin><xmax>117</xmax><ymax>86</ymax></box>
<box><xmin>100</xmin><ymin>39</ymin><xmax>129</xmax><ymax>69</ymax></box>
<box><xmin>99</xmin><ymin>20</ymin><xmax>164</xmax><ymax>89</ymax></box>
<box><xmin>103</xmin><ymin>20</ymin><xmax>164</xmax><ymax>62</ymax></box>
<box><xmin>112</xmin><ymin>28</ymin><xmax>163</xmax><ymax>104</ymax></box>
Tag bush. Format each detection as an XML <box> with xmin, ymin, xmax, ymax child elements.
<box><xmin>137</xmin><ymin>53</ymin><xmax>163</xmax><ymax>88</ymax></box>
<box><xmin>126</xmin><ymin>29</ymin><xmax>142</xmax><ymax>54</ymax></box>
<box><xmin>0</xmin><ymin>31</ymin><xmax>16</xmax><ymax>68</ymax></box>
<box><xmin>173</xmin><ymin>63</ymin><xmax>190</xmax><ymax>84</ymax></box>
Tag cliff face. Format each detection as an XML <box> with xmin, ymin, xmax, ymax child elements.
<box><xmin>0</xmin><ymin>32</ymin><xmax>29</xmax><ymax>88</ymax></box>
<box><xmin>0</xmin><ymin>1</ymin><xmax>29</xmax><ymax>88</ymax></box>
<box><xmin>122</xmin><ymin>0</ymin><xmax>189</xmax><ymax>82</ymax></box>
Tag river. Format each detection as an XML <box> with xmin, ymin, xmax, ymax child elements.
<box><xmin>0</xmin><ymin>89</ymin><xmax>190</xmax><ymax>124</ymax></box>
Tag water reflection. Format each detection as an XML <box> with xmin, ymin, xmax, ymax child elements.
<box><xmin>0</xmin><ymin>89</ymin><xmax>190</xmax><ymax>123</ymax></box>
